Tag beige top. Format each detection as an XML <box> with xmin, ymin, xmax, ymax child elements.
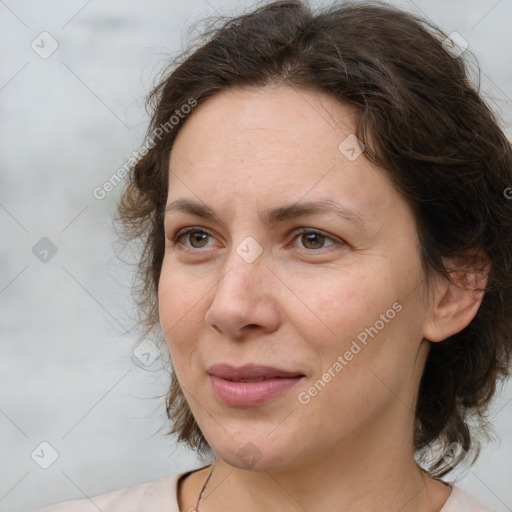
<box><xmin>31</xmin><ymin>467</ymin><xmax>494</xmax><ymax>512</ymax></box>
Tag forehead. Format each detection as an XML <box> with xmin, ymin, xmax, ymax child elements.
<box><xmin>170</xmin><ymin>85</ymin><xmax>357</xmax><ymax>175</ymax></box>
<box><xmin>166</xmin><ymin>85</ymin><xmax>405</xmax><ymax>227</ymax></box>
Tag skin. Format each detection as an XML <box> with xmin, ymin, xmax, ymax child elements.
<box><xmin>158</xmin><ymin>84</ymin><xmax>488</xmax><ymax>512</ymax></box>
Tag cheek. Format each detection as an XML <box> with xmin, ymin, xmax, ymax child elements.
<box><xmin>290</xmin><ymin>269</ymin><xmax>391</xmax><ymax>352</ymax></box>
<box><xmin>291</xmin><ymin>263</ymin><xmax>421</xmax><ymax>384</ymax></box>
<box><xmin>158</xmin><ymin>265</ymin><xmax>205</xmax><ymax>360</ymax></box>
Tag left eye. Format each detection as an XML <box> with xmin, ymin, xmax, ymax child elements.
<box><xmin>291</xmin><ymin>229</ymin><xmax>337</xmax><ymax>250</ymax></box>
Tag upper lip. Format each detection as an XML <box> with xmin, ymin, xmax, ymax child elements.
<box><xmin>207</xmin><ymin>363</ymin><xmax>304</xmax><ymax>380</ymax></box>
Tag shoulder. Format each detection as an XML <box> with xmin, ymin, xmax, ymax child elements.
<box><xmin>30</xmin><ymin>473</ymin><xmax>181</xmax><ymax>512</ymax></box>
<box><xmin>441</xmin><ymin>484</ymin><xmax>494</xmax><ymax>512</ymax></box>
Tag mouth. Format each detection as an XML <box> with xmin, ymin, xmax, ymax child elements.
<box><xmin>207</xmin><ymin>363</ymin><xmax>306</xmax><ymax>407</ymax></box>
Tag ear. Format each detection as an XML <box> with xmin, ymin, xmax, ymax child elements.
<box><xmin>423</xmin><ymin>251</ymin><xmax>491</xmax><ymax>343</ymax></box>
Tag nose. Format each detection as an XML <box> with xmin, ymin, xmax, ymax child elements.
<box><xmin>204</xmin><ymin>247</ymin><xmax>280</xmax><ymax>339</ymax></box>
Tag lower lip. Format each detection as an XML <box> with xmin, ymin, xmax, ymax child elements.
<box><xmin>209</xmin><ymin>374</ymin><xmax>304</xmax><ymax>407</ymax></box>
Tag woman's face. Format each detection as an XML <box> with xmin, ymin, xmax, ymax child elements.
<box><xmin>159</xmin><ymin>85</ymin><xmax>434</xmax><ymax>471</ymax></box>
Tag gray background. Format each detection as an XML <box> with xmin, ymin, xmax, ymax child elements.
<box><xmin>1</xmin><ymin>1</ymin><xmax>511</xmax><ymax>511</ymax></box>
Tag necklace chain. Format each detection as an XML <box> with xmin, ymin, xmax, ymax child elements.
<box><xmin>194</xmin><ymin>459</ymin><xmax>215</xmax><ymax>511</ymax></box>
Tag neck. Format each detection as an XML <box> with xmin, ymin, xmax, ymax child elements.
<box><xmin>198</xmin><ymin>404</ymin><xmax>451</xmax><ymax>512</ymax></box>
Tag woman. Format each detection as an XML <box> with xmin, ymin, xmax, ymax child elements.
<box><xmin>34</xmin><ymin>1</ymin><xmax>511</xmax><ymax>510</ymax></box>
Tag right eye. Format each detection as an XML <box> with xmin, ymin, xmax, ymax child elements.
<box><xmin>171</xmin><ymin>227</ymin><xmax>216</xmax><ymax>250</ymax></box>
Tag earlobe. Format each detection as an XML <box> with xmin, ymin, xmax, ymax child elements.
<box><xmin>423</xmin><ymin>254</ymin><xmax>491</xmax><ymax>343</ymax></box>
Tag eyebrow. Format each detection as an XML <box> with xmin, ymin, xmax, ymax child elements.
<box><xmin>164</xmin><ymin>198</ymin><xmax>368</xmax><ymax>229</ymax></box>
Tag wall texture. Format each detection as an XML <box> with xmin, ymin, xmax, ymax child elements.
<box><xmin>1</xmin><ymin>1</ymin><xmax>511</xmax><ymax>511</ymax></box>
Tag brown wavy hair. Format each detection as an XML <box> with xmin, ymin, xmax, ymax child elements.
<box><xmin>115</xmin><ymin>0</ymin><xmax>512</xmax><ymax>477</ymax></box>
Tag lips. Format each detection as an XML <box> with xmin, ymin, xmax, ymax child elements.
<box><xmin>207</xmin><ymin>363</ymin><xmax>304</xmax><ymax>381</ymax></box>
<box><xmin>207</xmin><ymin>364</ymin><xmax>305</xmax><ymax>407</ymax></box>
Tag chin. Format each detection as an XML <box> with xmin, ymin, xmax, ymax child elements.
<box><xmin>208</xmin><ymin>432</ymin><xmax>309</xmax><ymax>473</ymax></box>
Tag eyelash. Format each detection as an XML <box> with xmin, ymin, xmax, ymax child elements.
<box><xmin>169</xmin><ymin>226</ymin><xmax>343</xmax><ymax>254</ymax></box>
